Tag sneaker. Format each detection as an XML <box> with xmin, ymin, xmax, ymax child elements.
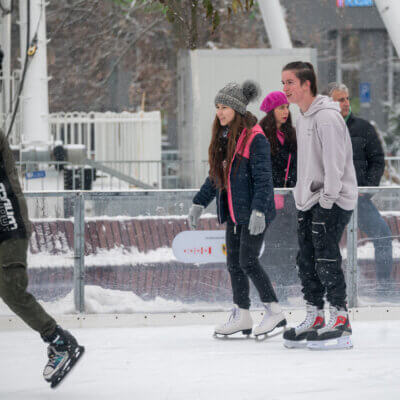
<box><xmin>253</xmin><ymin>302</ymin><xmax>287</xmax><ymax>340</ymax></box>
<box><xmin>214</xmin><ymin>305</ymin><xmax>253</xmax><ymax>338</ymax></box>
<box><xmin>307</xmin><ymin>306</ymin><xmax>352</xmax><ymax>350</ymax></box>
<box><xmin>283</xmin><ymin>304</ymin><xmax>325</xmax><ymax>348</ymax></box>
<box><xmin>42</xmin><ymin>326</ymin><xmax>85</xmax><ymax>388</ymax></box>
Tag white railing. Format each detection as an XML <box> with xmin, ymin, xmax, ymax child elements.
<box><xmin>49</xmin><ymin>111</ymin><xmax>162</xmax><ymax>187</ymax></box>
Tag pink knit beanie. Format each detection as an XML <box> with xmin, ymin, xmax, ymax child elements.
<box><xmin>260</xmin><ymin>91</ymin><xmax>288</xmax><ymax>113</ymax></box>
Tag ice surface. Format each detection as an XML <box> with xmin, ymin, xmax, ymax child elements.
<box><xmin>0</xmin><ymin>321</ymin><xmax>399</xmax><ymax>399</ymax></box>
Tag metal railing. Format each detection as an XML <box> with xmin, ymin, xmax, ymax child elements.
<box><xmin>23</xmin><ymin>186</ymin><xmax>400</xmax><ymax>313</ymax></box>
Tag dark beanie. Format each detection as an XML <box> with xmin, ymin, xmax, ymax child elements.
<box><xmin>214</xmin><ymin>80</ymin><xmax>261</xmax><ymax>115</ymax></box>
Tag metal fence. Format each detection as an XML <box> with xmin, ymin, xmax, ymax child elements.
<box><xmin>16</xmin><ymin>186</ymin><xmax>400</xmax><ymax>315</ymax></box>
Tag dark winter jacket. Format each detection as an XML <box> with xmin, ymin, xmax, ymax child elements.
<box><xmin>270</xmin><ymin>139</ymin><xmax>297</xmax><ymax>188</ymax></box>
<box><xmin>193</xmin><ymin>124</ymin><xmax>276</xmax><ymax>225</ymax></box>
<box><xmin>0</xmin><ymin>130</ymin><xmax>31</xmax><ymax>243</ymax></box>
<box><xmin>346</xmin><ymin>113</ymin><xmax>385</xmax><ymax>187</ymax></box>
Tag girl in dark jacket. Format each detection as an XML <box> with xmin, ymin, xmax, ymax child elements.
<box><xmin>188</xmin><ymin>82</ymin><xmax>286</xmax><ymax>338</ymax></box>
<box><xmin>259</xmin><ymin>91</ymin><xmax>298</xmax><ymax>301</ymax></box>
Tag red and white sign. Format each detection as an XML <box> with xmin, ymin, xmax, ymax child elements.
<box><xmin>172</xmin><ymin>230</ymin><xmax>264</xmax><ymax>264</ymax></box>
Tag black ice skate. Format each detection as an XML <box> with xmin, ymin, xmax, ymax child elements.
<box><xmin>283</xmin><ymin>304</ymin><xmax>325</xmax><ymax>348</ymax></box>
<box><xmin>43</xmin><ymin>326</ymin><xmax>85</xmax><ymax>388</ymax></box>
<box><xmin>307</xmin><ymin>306</ymin><xmax>353</xmax><ymax>350</ymax></box>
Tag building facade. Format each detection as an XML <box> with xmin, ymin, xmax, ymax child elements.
<box><xmin>281</xmin><ymin>0</ymin><xmax>400</xmax><ymax>130</ymax></box>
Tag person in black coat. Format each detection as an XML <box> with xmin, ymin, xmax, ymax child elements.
<box><xmin>259</xmin><ymin>91</ymin><xmax>299</xmax><ymax>302</ymax></box>
<box><xmin>188</xmin><ymin>81</ymin><xmax>286</xmax><ymax>338</ymax></box>
<box><xmin>329</xmin><ymin>83</ymin><xmax>393</xmax><ymax>295</ymax></box>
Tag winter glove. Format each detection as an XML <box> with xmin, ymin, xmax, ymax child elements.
<box><xmin>248</xmin><ymin>210</ymin><xmax>265</xmax><ymax>235</ymax></box>
<box><xmin>188</xmin><ymin>204</ymin><xmax>204</xmax><ymax>230</ymax></box>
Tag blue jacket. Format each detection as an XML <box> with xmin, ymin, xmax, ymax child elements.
<box><xmin>193</xmin><ymin>124</ymin><xmax>276</xmax><ymax>225</ymax></box>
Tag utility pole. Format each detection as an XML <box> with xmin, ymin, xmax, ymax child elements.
<box><xmin>19</xmin><ymin>0</ymin><xmax>50</xmax><ymax>146</ymax></box>
<box><xmin>0</xmin><ymin>0</ymin><xmax>12</xmax><ymax>134</ymax></box>
<box><xmin>375</xmin><ymin>0</ymin><xmax>400</xmax><ymax>58</ymax></box>
<box><xmin>258</xmin><ymin>0</ymin><xmax>292</xmax><ymax>49</ymax></box>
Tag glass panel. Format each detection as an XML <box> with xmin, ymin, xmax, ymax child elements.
<box><xmin>0</xmin><ymin>194</ymin><xmax>76</xmax><ymax>317</ymax></box>
<box><xmin>82</xmin><ymin>190</ymin><xmax>304</xmax><ymax>313</ymax></box>
<box><xmin>342</xmin><ymin>32</ymin><xmax>361</xmax><ymax>63</ymax></box>
<box><xmin>342</xmin><ymin>69</ymin><xmax>360</xmax><ymax>115</ymax></box>
<box><xmin>356</xmin><ymin>188</ymin><xmax>400</xmax><ymax>306</ymax></box>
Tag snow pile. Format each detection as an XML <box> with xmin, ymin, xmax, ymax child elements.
<box><xmin>0</xmin><ymin>285</ymin><xmax>229</xmax><ymax>316</ymax></box>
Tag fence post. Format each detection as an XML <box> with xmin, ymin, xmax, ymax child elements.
<box><xmin>73</xmin><ymin>192</ymin><xmax>85</xmax><ymax>313</ymax></box>
<box><xmin>346</xmin><ymin>201</ymin><xmax>358</xmax><ymax>308</ymax></box>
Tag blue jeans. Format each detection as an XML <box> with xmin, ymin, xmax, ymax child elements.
<box><xmin>358</xmin><ymin>196</ymin><xmax>393</xmax><ymax>282</ymax></box>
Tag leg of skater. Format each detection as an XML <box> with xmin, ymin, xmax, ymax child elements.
<box><xmin>306</xmin><ymin>205</ymin><xmax>353</xmax><ymax>350</ymax></box>
<box><xmin>283</xmin><ymin>210</ymin><xmax>326</xmax><ymax>348</ymax></box>
<box><xmin>0</xmin><ymin>239</ymin><xmax>84</xmax><ymax>388</ymax></box>
<box><xmin>238</xmin><ymin>223</ymin><xmax>287</xmax><ymax>338</ymax></box>
<box><xmin>214</xmin><ymin>220</ymin><xmax>253</xmax><ymax>337</ymax></box>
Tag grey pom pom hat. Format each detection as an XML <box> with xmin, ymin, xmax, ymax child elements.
<box><xmin>214</xmin><ymin>80</ymin><xmax>261</xmax><ymax>115</ymax></box>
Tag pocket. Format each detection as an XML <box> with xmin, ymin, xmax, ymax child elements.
<box><xmin>311</xmin><ymin>221</ymin><xmax>327</xmax><ymax>249</ymax></box>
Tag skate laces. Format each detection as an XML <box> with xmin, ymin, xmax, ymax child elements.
<box><xmin>223</xmin><ymin>307</ymin><xmax>239</xmax><ymax>327</ymax></box>
<box><xmin>47</xmin><ymin>346</ymin><xmax>65</xmax><ymax>368</ymax></box>
<box><xmin>326</xmin><ymin>307</ymin><xmax>340</xmax><ymax>329</ymax></box>
<box><xmin>296</xmin><ymin>306</ymin><xmax>317</xmax><ymax>330</ymax></box>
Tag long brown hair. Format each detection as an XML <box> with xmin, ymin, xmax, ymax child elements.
<box><xmin>259</xmin><ymin>110</ymin><xmax>296</xmax><ymax>157</ymax></box>
<box><xmin>209</xmin><ymin>111</ymin><xmax>257</xmax><ymax>190</ymax></box>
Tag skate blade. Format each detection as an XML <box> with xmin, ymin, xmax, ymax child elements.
<box><xmin>307</xmin><ymin>336</ymin><xmax>353</xmax><ymax>351</ymax></box>
<box><xmin>213</xmin><ymin>329</ymin><xmax>252</xmax><ymax>340</ymax></box>
<box><xmin>50</xmin><ymin>346</ymin><xmax>85</xmax><ymax>389</ymax></box>
<box><xmin>283</xmin><ymin>339</ymin><xmax>307</xmax><ymax>349</ymax></box>
<box><xmin>255</xmin><ymin>326</ymin><xmax>287</xmax><ymax>342</ymax></box>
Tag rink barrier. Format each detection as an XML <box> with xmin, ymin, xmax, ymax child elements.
<box><xmin>2</xmin><ymin>307</ymin><xmax>400</xmax><ymax>331</ymax></box>
<box><xmin>23</xmin><ymin>188</ymin><xmax>400</xmax><ymax>313</ymax></box>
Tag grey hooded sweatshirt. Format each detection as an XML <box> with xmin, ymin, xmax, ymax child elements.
<box><xmin>294</xmin><ymin>95</ymin><xmax>357</xmax><ymax>212</ymax></box>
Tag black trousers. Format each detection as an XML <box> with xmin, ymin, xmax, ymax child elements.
<box><xmin>297</xmin><ymin>204</ymin><xmax>352</xmax><ymax>310</ymax></box>
<box><xmin>226</xmin><ymin>218</ymin><xmax>278</xmax><ymax>309</ymax></box>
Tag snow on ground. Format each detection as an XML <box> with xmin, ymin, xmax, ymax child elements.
<box><xmin>0</xmin><ymin>286</ymin><xmax>234</xmax><ymax>316</ymax></box>
<box><xmin>1</xmin><ymin>320</ymin><xmax>400</xmax><ymax>400</ymax></box>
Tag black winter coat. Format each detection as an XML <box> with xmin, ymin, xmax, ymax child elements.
<box><xmin>346</xmin><ymin>113</ymin><xmax>385</xmax><ymax>187</ymax></box>
<box><xmin>271</xmin><ymin>140</ymin><xmax>297</xmax><ymax>188</ymax></box>
<box><xmin>193</xmin><ymin>125</ymin><xmax>276</xmax><ymax>225</ymax></box>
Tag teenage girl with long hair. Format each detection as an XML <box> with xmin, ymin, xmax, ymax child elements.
<box><xmin>188</xmin><ymin>81</ymin><xmax>286</xmax><ymax>339</ymax></box>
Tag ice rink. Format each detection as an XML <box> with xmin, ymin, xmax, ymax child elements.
<box><xmin>1</xmin><ymin>320</ymin><xmax>400</xmax><ymax>400</ymax></box>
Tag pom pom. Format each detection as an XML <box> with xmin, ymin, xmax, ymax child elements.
<box><xmin>242</xmin><ymin>80</ymin><xmax>261</xmax><ymax>103</ymax></box>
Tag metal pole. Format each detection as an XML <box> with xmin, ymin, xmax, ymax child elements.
<box><xmin>258</xmin><ymin>0</ymin><xmax>292</xmax><ymax>49</ymax></box>
<box><xmin>376</xmin><ymin>0</ymin><xmax>400</xmax><ymax>59</ymax></box>
<box><xmin>346</xmin><ymin>199</ymin><xmax>358</xmax><ymax>308</ymax></box>
<box><xmin>1</xmin><ymin>1</ymin><xmax>12</xmax><ymax>134</ymax></box>
<box><xmin>73</xmin><ymin>192</ymin><xmax>85</xmax><ymax>313</ymax></box>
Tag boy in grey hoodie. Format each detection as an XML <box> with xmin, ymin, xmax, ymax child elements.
<box><xmin>280</xmin><ymin>62</ymin><xmax>357</xmax><ymax>350</ymax></box>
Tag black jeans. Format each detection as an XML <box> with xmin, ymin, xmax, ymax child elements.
<box><xmin>297</xmin><ymin>204</ymin><xmax>352</xmax><ymax>310</ymax></box>
<box><xmin>226</xmin><ymin>218</ymin><xmax>278</xmax><ymax>309</ymax></box>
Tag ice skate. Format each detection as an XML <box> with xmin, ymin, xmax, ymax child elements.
<box><xmin>214</xmin><ymin>305</ymin><xmax>253</xmax><ymax>339</ymax></box>
<box><xmin>307</xmin><ymin>306</ymin><xmax>353</xmax><ymax>350</ymax></box>
<box><xmin>283</xmin><ymin>304</ymin><xmax>325</xmax><ymax>348</ymax></box>
<box><xmin>253</xmin><ymin>302</ymin><xmax>287</xmax><ymax>341</ymax></box>
<box><xmin>43</xmin><ymin>326</ymin><xmax>85</xmax><ymax>388</ymax></box>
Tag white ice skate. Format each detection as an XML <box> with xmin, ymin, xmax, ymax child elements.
<box><xmin>307</xmin><ymin>306</ymin><xmax>353</xmax><ymax>350</ymax></box>
<box><xmin>283</xmin><ymin>304</ymin><xmax>325</xmax><ymax>348</ymax></box>
<box><xmin>214</xmin><ymin>305</ymin><xmax>253</xmax><ymax>339</ymax></box>
<box><xmin>253</xmin><ymin>302</ymin><xmax>287</xmax><ymax>341</ymax></box>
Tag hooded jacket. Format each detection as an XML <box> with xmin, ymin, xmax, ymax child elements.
<box><xmin>0</xmin><ymin>130</ymin><xmax>32</xmax><ymax>243</ymax></box>
<box><xmin>193</xmin><ymin>124</ymin><xmax>276</xmax><ymax>225</ymax></box>
<box><xmin>294</xmin><ymin>95</ymin><xmax>357</xmax><ymax>212</ymax></box>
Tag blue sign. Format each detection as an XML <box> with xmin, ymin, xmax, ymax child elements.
<box><xmin>360</xmin><ymin>83</ymin><xmax>371</xmax><ymax>104</ymax></box>
<box><xmin>337</xmin><ymin>0</ymin><xmax>374</xmax><ymax>7</ymax></box>
<box><xmin>25</xmin><ymin>170</ymin><xmax>46</xmax><ymax>180</ymax></box>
